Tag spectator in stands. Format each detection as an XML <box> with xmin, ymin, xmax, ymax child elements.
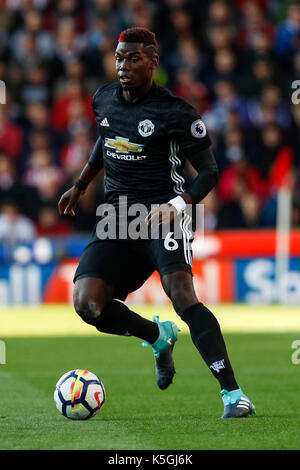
<box><xmin>241</xmin><ymin>56</ymin><xmax>277</xmax><ymax>97</ymax></box>
<box><xmin>60</xmin><ymin>122</ymin><xmax>94</xmax><ymax>179</ymax></box>
<box><xmin>0</xmin><ymin>105</ymin><xmax>23</xmax><ymax>162</ymax></box>
<box><xmin>50</xmin><ymin>17</ymin><xmax>87</xmax><ymax>78</ymax></box>
<box><xmin>173</xmin><ymin>68</ymin><xmax>209</xmax><ymax>114</ymax></box>
<box><xmin>24</xmin><ymin>101</ymin><xmax>50</xmax><ymax>132</ymax></box>
<box><xmin>23</xmin><ymin>149</ymin><xmax>65</xmax><ymax>208</ymax></box>
<box><xmin>217</xmin><ymin>128</ymin><xmax>267</xmax><ymax>204</ymax></box>
<box><xmin>258</xmin><ymin>123</ymin><xmax>294</xmax><ymax>227</ymax></box>
<box><xmin>258</xmin><ymin>122</ymin><xmax>285</xmax><ymax>179</ymax></box>
<box><xmin>0</xmin><ymin>0</ymin><xmax>299</xmax><ymax>233</ymax></box>
<box><xmin>204</xmin><ymin>47</ymin><xmax>238</xmax><ymax>93</ymax></box>
<box><xmin>202</xmin><ymin>189</ymin><xmax>220</xmax><ymax>232</ymax></box>
<box><xmin>0</xmin><ymin>155</ymin><xmax>17</xmax><ymax>194</ymax></box>
<box><xmin>203</xmin><ymin>79</ymin><xmax>249</xmax><ymax>134</ymax></box>
<box><xmin>21</xmin><ymin>100</ymin><xmax>58</xmax><ymax>166</ymax></box>
<box><xmin>54</xmin><ymin>0</ymin><xmax>88</xmax><ymax>34</ymax></box>
<box><xmin>238</xmin><ymin>0</ymin><xmax>275</xmax><ymax>49</ymax></box>
<box><xmin>247</xmin><ymin>83</ymin><xmax>292</xmax><ymax>128</ymax></box>
<box><xmin>22</xmin><ymin>64</ymin><xmax>50</xmax><ymax>105</ymax></box>
<box><xmin>35</xmin><ymin>205</ymin><xmax>72</xmax><ymax>236</ymax></box>
<box><xmin>51</xmin><ymin>78</ymin><xmax>94</xmax><ymax>132</ymax></box>
<box><xmin>10</xmin><ymin>9</ymin><xmax>53</xmax><ymax>72</ymax></box>
<box><xmin>169</xmin><ymin>6</ymin><xmax>195</xmax><ymax>43</ymax></box>
<box><xmin>0</xmin><ymin>200</ymin><xmax>36</xmax><ymax>243</ymax></box>
<box><xmin>208</xmin><ymin>0</ymin><xmax>233</xmax><ymax>26</ymax></box>
<box><xmin>248</xmin><ymin>29</ymin><xmax>275</xmax><ymax>61</ymax></box>
<box><xmin>275</xmin><ymin>2</ymin><xmax>300</xmax><ymax>61</ymax></box>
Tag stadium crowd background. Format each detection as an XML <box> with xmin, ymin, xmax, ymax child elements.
<box><xmin>0</xmin><ymin>0</ymin><xmax>300</xmax><ymax>244</ymax></box>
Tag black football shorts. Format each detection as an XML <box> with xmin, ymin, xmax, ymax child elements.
<box><xmin>73</xmin><ymin>215</ymin><xmax>194</xmax><ymax>300</ymax></box>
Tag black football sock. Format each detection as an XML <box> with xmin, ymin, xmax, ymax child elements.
<box><xmin>181</xmin><ymin>302</ymin><xmax>239</xmax><ymax>391</ymax></box>
<box><xmin>95</xmin><ymin>299</ymin><xmax>159</xmax><ymax>343</ymax></box>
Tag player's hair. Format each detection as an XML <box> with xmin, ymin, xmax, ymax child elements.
<box><xmin>118</xmin><ymin>27</ymin><xmax>158</xmax><ymax>56</ymax></box>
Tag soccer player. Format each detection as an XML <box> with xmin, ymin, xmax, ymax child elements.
<box><xmin>58</xmin><ymin>27</ymin><xmax>255</xmax><ymax>418</ymax></box>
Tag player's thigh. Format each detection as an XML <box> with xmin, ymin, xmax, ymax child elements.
<box><xmin>73</xmin><ymin>237</ymin><xmax>154</xmax><ymax>301</ymax></box>
<box><xmin>150</xmin><ymin>214</ymin><xmax>194</xmax><ymax>278</ymax></box>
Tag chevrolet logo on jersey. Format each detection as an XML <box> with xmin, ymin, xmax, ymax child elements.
<box><xmin>105</xmin><ymin>137</ymin><xmax>144</xmax><ymax>154</ymax></box>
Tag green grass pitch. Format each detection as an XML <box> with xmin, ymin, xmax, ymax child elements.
<box><xmin>1</xmin><ymin>303</ymin><xmax>300</xmax><ymax>450</ymax></box>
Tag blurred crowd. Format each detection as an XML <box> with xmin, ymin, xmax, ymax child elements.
<box><xmin>0</xmin><ymin>0</ymin><xmax>300</xmax><ymax>243</ymax></box>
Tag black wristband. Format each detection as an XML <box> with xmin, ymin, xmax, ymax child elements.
<box><xmin>74</xmin><ymin>179</ymin><xmax>88</xmax><ymax>191</ymax></box>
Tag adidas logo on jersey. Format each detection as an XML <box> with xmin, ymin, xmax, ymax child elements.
<box><xmin>100</xmin><ymin>117</ymin><xmax>109</xmax><ymax>127</ymax></box>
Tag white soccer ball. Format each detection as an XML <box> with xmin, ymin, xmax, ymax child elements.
<box><xmin>54</xmin><ymin>369</ymin><xmax>105</xmax><ymax>420</ymax></box>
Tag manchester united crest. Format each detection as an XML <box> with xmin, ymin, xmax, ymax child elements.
<box><xmin>138</xmin><ymin>119</ymin><xmax>155</xmax><ymax>137</ymax></box>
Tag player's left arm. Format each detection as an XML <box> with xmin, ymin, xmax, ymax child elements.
<box><xmin>146</xmin><ymin>104</ymin><xmax>218</xmax><ymax>226</ymax></box>
<box><xmin>146</xmin><ymin>147</ymin><xmax>218</xmax><ymax>226</ymax></box>
<box><xmin>180</xmin><ymin>146</ymin><xmax>219</xmax><ymax>205</ymax></box>
<box><xmin>169</xmin><ymin>104</ymin><xmax>218</xmax><ymax>209</ymax></box>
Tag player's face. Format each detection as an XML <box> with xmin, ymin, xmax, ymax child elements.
<box><xmin>115</xmin><ymin>42</ymin><xmax>157</xmax><ymax>90</ymax></box>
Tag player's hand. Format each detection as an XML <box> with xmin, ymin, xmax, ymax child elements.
<box><xmin>145</xmin><ymin>203</ymin><xmax>177</xmax><ymax>227</ymax></box>
<box><xmin>58</xmin><ymin>186</ymin><xmax>85</xmax><ymax>217</ymax></box>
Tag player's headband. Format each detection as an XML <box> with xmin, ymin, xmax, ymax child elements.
<box><xmin>118</xmin><ymin>32</ymin><xmax>156</xmax><ymax>52</ymax></box>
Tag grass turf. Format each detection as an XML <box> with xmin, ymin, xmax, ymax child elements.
<box><xmin>0</xmin><ymin>304</ymin><xmax>300</xmax><ymax>450</ymax></box>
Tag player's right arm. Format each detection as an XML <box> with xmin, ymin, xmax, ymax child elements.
<box><xmin>58</xmin><ymin>136</ymin><xmax>104</xmax><ymax>217</ymax></box>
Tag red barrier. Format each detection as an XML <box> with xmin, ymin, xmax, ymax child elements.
<box><xmin>194</xmin><ymin>229</ymin><xmax>300</xmax><ymax>258</ymax></box>
<box><xmin>43</xmin><ymin>230</ymin><xmax>300</xmax><ymax>304</ymax></box>
<box><xmin>43</xmin><ymin>258</ymin><xmax>234</xmax><ymax>304</ymax></box>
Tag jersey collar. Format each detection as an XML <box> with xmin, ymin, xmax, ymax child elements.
<box><xmin>117</xmin><ymin>81</ymin><xmax>157</xmax><ymax>106</ymax></box>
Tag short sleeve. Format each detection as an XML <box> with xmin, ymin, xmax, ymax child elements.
<box><xmin>168</xmin><ymin>101</ymin><xmax>212</xmax><ymax>154</ymax></box>
<box><xmin>92</xmin><ymin>83</ymin><xmax>113</xmax><ymax>126</ymax></box>
<box><xmin>88</xmin><ymin>136</ymin><xmax>103</xmax><ymax>169</ymax></box>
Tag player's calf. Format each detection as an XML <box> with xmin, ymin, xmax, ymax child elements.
<box><xmin>74</xmin><ymin>283</ymin><xmax>159</xmax><ymax>341</ymax></box>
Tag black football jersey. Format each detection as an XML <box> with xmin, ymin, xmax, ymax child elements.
<box><xmin>92</xmin><ymin>82</ymin><xmax>211</xmax><ymax>206</ymax></box>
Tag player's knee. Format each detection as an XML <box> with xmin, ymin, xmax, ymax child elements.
<box><xmin>171</xmin><ymin>290</ymin><xmax>196</xmax><ymax>316</ymax></box>
<box><xmin>163</xmin><ymin>272</ymin><xmax>198</xmax><ymax>316</ymax></box>
<box><xmin>73</xmin><ymin>279</ymin><xmax>114</xmax><ymax>326</ymax></box>
<box><xmin>73</xmin><ymin>292</ymin><xmax>103</xmax><ymax>326</ymax></box>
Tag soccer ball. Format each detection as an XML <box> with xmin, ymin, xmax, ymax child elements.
<box><xmin>54</xmin><ymin>369</ymin><xmax>105</xmax><ymax>420</ymax></box>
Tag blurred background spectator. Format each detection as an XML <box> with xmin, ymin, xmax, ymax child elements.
<box><xmin>0</xmin><ymin>200</ymin><xmax>36</xmax><ymax>244</ymax></box>
<box><xmin>0</xmin><ymin>0</ymin><xmax>299</xmax><ymax>234</ymax></box>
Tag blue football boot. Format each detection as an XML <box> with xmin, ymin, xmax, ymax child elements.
<box><xmin>221</xmin><ymin>388</ymin><xmax>256</xmax><ymax>418</ymax></box>
<box><xmin>142</xmin><ymin>315</ymin><xmax>180</xmax><ymax>390</ymax></box>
